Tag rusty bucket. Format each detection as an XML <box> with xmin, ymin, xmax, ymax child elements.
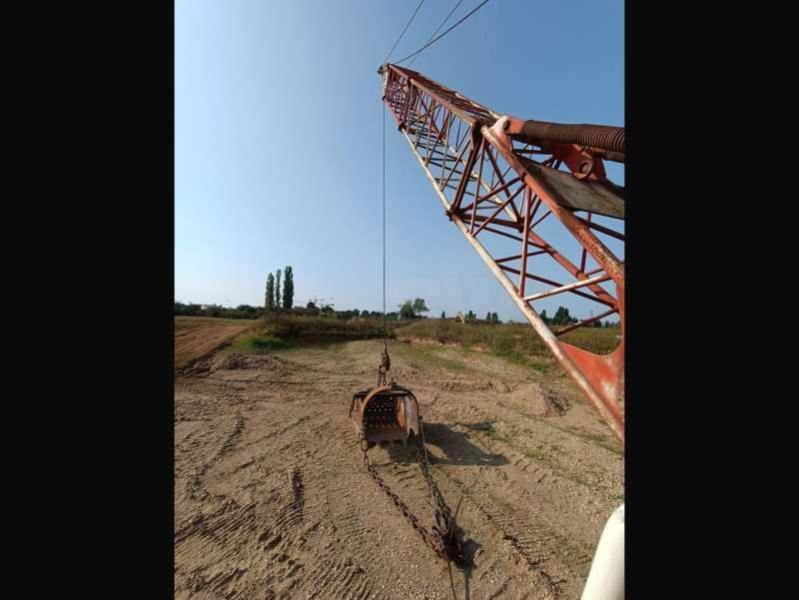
<box><xmin>349</xmin><ymin>383</ymin><xmax>420</xmax><ymax>450</ymax></box>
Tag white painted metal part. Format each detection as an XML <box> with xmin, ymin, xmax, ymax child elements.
<box><xmin>580</xmin><ymin>504</ymin><xmax>624</xmax><ymax>600</ymax></box>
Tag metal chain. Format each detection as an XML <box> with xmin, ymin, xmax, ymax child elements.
<box><xmin>376</xmin><ymin>342</ymin><xmax>391</xmax><ymax>386</ymax></box>
<box><xmin>416</xmin><ymin>421</ymin><xmax>454</xmax><ymax>533</ymax></box>
<box><xmin>360</xmin><ymin>426</ymin><xmax>468</xmax><ymax>567</ymax></box>
<box><xmin>361</xmin><ymin>442</ymin><xmax>446</xmax><ymax>557</ymax></box>
<box><xmin>363</xmin><ymin>346</ymin><xmax>467</xmax><ymax>567</ymax></box>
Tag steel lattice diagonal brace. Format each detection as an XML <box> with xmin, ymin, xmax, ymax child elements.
<box><xmin>380</xmin><ymin>64</ymin><xmax>625</xmax><ymax>445</ymax></box>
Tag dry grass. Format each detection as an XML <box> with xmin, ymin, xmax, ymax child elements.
<box><xmin>396</xmin><ymin>319</ymin><xmax>620</xmax><ymax>364</ymax></box>
<box><xmin>220</xmin><ymin>314</ymin><xmax>399</xmax><ymax>350</ymax></box>
<box><xmin>262</xmin><ymin>313</ymin><xmax>395</xmax><ymax>341</ymax></box>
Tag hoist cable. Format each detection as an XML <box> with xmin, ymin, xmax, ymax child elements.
<box><xmin>383</xmin><ymin>0</ymin><xmax>426</xmax><ymax>65</ymax></box>
<box><xmin>394</xmin><ymin>0</ymin><xmax>492</xmax><ymax>65</ymax></box>
<box><xmin>382</xmin><ymin>98</ymin><xmax>387</xmax><ymax>341</ymax></box>
<box><xmin>408</xmin><ymin>0</ymin><xmax>465</xmax><ymax>68</ymax></box>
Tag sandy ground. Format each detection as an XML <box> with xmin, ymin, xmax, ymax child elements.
<box><xmin>175</xmin><ymin>319</ymin><xmax>253</xmax><ymax>369</ymax></box>
<box><xmin>175</xmin><ymin>338</ymin><xmax>623</xmax><ymax>600</ymax></box>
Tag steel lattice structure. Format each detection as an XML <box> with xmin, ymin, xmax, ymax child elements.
<box><xmin>380</xmin><ymin>64</ymin><xmax>625</xmax><ymax>445</ymax></box>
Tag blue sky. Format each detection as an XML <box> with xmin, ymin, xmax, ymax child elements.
<box><xmin>175</xmin><ymin>0</ymin><xmax>624</xmax><ymax>321</ymax></box>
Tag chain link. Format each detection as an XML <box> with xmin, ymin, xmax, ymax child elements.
<box><xmin>360</xmin><ymin>425</ymin><xmax>468</xmax><ymax>567</ymax></box>
<box><xmin>376</xmin><ymin>342</ymin><xmax>391</xmax><ymax>387</ymax></box>
<box><xmin>362</xmin><ymin>346</ymin><xmax>468</xmax><ymax>567</ymax></box>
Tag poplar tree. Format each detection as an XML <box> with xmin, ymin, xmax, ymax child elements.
<box><xmin>282</xmin><ymin>266</ymin><xmax>294</xmax><ymax>310</ymax></box>
<box><xmin>275</xmin><ymin>269</ymin><xmax>282</xmax><ymax>311</ymax></box>
<box><xmin>265</xmin><ymin>273</ymin><xmax>275</xmax><ymax>312</ymax></box>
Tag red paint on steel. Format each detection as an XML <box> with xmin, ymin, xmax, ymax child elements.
<box><xmin>380</xmin><ymin>64</ymin><xmax>626</xmax><ymax>445</ymax></box>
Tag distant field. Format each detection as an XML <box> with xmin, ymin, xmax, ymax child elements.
<box><xmin>174</xmin><ymin>314</ymin><xmax>619</xmax><ymax>373</ymax></box>
<box><xmin>174</xmin><ymin>316</ymin><xmax>256</xmax><ymax>369</ymax></box>
<box><xmin>224</xmin><ymin>314</ymin><xmax>395</xmax><ymax>355</ymax></box>
<box><xmin>396</xmin><ymin>319</ymin><xmax>620</xmax><ymax>369</ymax></box>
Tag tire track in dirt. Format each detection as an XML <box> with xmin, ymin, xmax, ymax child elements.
<box><xmin>175</xmin><ymin>338</ymin><xmax>621</xmax><ymax>599</ymax></box>
<box><xmin>435</xmin><ymin>464</ymin><xmax>594</xmax><ymax>599</ymax></box>
<box><xmin>422</xmin><ymin>410</ymin><xmax>604</xmax><ymax>599</ymax></box>
<box><xmin>299</xmin><ymin>414</ymin><xmax>452</xmax><ymax>599</ymax></box>
<box><xmin>174</xmin><ymin>320</ymin><xmax>252</xmax><ymax>370</ymax></box>
<box><xmin>221</xmin><ymin>405</ymin><xmax>383</xmax><ymax>599</ymax></box>
<box><xmin>186</xmin><ymin>415</ymin><xmax>245</xmax><ymax>500</ymax></box>
<box><xmin>237</xmin><ymin>414</ymin><xmax>313</xmax><ymax>452</ymax></box>
<box><xmin>252</xmin><ymin>462</ymin><xmax>381</xmax><ymax>600</ymax></box>
<box><xmin>402</xmin><ymin>403</ymin><xmax>590</xmax><ymax>599</ymax></box>
<box><xmin>256</xmin><ymin>470</ymin><xmax>313</xmax><ymax>600</ymax></box>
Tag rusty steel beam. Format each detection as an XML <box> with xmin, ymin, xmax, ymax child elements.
<box><xmin>522</xmin><ymin>273</ymin><xmax>612</xmax><ymax>303</ymax></box>
<box><xmin>555</xmin><ymin>308</ymin><xmax>619</xmax><ymax>337</ymax></box>
<box><xmin>498</xmin><ymin>266</ymin><xmax>616</xmax><ymax>308</ymax></box>
<box><xmin>404</xmin><ymin>91</ymin><xmax>521</xmax><ymax>224</ymax></box>
<box><xmin>472</xmin><ymin>186</ymin><xmax>525</xmax><ymax>237</ymax></box>
<box><xmin>574</xmin><ymin>215</ymin><xmax>626</xmax><ymax>242</ymax></box>
<box><xmin>482</xmin><ymin>120</ymin><xmax>624</xmax><ymax>287</ymax></box>
<box><xmin>381</xmin><ymin>64</ymin><xmax>626</xmax><ymax>445</ymax></box>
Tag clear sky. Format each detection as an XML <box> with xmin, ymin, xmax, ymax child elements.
<box><xmin>175</xmin><ymin>0</ymin><xmax>624</xmax><ymax>321</ymax></box>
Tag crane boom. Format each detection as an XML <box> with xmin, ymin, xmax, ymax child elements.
<box><xmin>379</xmin><ymin>64</ymin><xmax>625</xmax><ymax>445</ymax></box>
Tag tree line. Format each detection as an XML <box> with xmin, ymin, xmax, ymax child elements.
<box><xmin>174</xmin><ymin>302</ymin><xmax>262</xmax><ymax>319</ymax></box>
<box><xmin>540</xmin><ymin>306</ymin><xmax>616</xmax><ymax>327</ymax></box>
<box><xmin>446</xmin><ymin>310</ymin><xmax>501</xmax><ymax>324</ymax></box>
<box><xmin>174</xmin><ymin>302</ymin><xmax>394</xmax><ymax>320</ymax></box>
<box><xmin>439</xmin><ymin>305</ymin><xmax>616</xmax><ymax>327</ymax></box>
<box><xmin>174</xmin><ymin>301</ymin><xmax>617</xmax><ymax>327</ymax></box>
<box><xmin>399</xmin><ymin>298</ymin><xmax>429</xmax><ymax>319</ymax></box>
<box><xmin>177</xmin><ymin>276</ymin><xmax>618</xmax><ymax>328</ymax></box>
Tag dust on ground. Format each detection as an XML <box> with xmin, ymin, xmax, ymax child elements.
<box><xmin>175</xmin><ymin>337</ymin><xmax>623</xmax><ymax>600</ymax></box>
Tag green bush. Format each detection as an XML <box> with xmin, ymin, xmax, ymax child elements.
<box><xmin>247</xmin><ymin>336</ymin><xmax>291</xmax><ymax>351</ymax></box>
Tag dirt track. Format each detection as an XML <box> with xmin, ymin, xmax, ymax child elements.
<box><xmin>175</xmin><ymin>318</ymin><xmax>253</xmax><ymax>369</ymax></box>
<box><xmin>174</xmin><ymin>339</ymin><xmax>623</xmax><ymax>599</ymax></box>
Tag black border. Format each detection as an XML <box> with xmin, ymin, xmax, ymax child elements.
<box><xmin>47</xmin><ymin>2</ymin><xmax>177</xmax><ymax>594</ymax></box>
<box><xmin>625</xmin><ymin>1</ymin><xmax>733</xmax><ymax>596</ymax></box>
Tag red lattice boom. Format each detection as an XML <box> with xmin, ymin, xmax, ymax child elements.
<box><xmin>380</xmin><ymin>64</ymin><xmax>626</xmax><ymax>445</ymax></box>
